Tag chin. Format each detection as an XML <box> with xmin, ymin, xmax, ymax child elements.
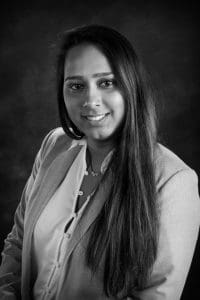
<box><xmin>87</xmin><ymin>130</ymin><xmax>116</xmax><ymax>143</ymax></box>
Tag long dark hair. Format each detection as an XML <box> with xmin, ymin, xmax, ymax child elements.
<box><xmin>56</xmin><ymin>25</ymin><xmax>158</xmax><ymax>297</ymax></box>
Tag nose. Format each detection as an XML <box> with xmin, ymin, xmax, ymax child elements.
<box><xmin>82</xmin><ymin>85</ymin><xmax>101</xmax><ymax>108</ymax></box>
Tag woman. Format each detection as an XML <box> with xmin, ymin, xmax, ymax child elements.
<box><xmin>0</xmin><ymin>24</ymin><xmax>199</xmax><ymax>300</ymax></box>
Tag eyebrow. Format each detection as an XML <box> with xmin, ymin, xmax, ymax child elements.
<box><xmin>64</xmin><ymin>72</ymin><xmax>113</xmax><ymax>81</ymax></box>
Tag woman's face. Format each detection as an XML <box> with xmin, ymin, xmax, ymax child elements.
<box><xmin>63</xmin><ymin>44</ymin><xmax>125</xmax><ymax>145</ymax></box>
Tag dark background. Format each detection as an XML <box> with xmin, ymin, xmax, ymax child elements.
<box><xmin>0</xmin><ymin>1</ymin><xmax>199</xmax><ymax>299</ymax></box>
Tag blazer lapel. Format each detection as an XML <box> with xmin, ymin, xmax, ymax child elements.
<box><xmin>56</xmin><ymin>176</ymin><xmax>110</xmax><ymax>297</ymax></box>
<box><xmin>22</xmin><ymin>145</ymin><xmax>82</xmax><ymax>296</ymax></box>
<box><xmin>26</xmin><ymin>145</ymin><xmax>82</xmax><ymax>227</ymax></box>
<box><xmin>67</xmin><ymin>181</ymin><xmax>108</xmax><ymax>255</ymax></box>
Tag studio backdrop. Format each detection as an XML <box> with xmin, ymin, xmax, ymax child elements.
<box><xmin>0</xmin><ymin>1</ymin><xmax>199</xmax><ymax>299</ymax></box>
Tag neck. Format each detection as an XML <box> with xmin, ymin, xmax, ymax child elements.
<box><xmin>86</xmin><ymin>138</ymin><xmax>114</xmax><ymax>172</ymax></box>
<box><xmin>87</xmin><ymin>138</ymin><xmax>113</xmax><ymax>157</ymax></box>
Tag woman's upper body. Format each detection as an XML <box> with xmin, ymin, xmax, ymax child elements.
<box><xmin>0</xmin><ymin>127</ymin><xmax>199</xmax><ymax>300</ymax></box>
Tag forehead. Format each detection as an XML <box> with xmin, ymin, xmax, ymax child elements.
<box><xmin>64</xmin><ymin>44</ymin><xmax>112</xmax><ymax>76</ymax></box>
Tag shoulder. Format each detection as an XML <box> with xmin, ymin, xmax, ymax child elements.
<box><xmin>154</xmin><ymin>143</ymin><xmax>200</xmax><ymax>226</ymax></box>
<box><xmin>149</xmin><ymin>145</ymin><xmax>200</xmax><ymax>299</ymax></box>
<box><xmin>154</xmin><ymin>143</ymin><xmax>198</xmax><ymax>192</ymax></box>
<box><xmin>38</xmin><ymin>127</ymin><xmax>74</xmax><ymax>163</ymax></box>
<box><xmin>41</xmin><ymin>127</ymin><xmax>71</xmax><ymax>149</ymax></box>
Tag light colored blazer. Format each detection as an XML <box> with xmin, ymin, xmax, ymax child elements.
<box><xmin>0</xmin><ymin>127</ymin><xmax>199</xmax><ymax>300</ymax></box>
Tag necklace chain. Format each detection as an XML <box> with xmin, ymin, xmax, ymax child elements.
<box><xmin>90</xmin><ymin>168</ymin><xmax>100</xmax><ymax>177</ymax></box>
<box><xmin>86</xmin><ymin>149</ymin><xmax>101</xmax><ymax>177</ymax></box>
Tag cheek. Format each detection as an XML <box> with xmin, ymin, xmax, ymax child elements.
<box><xmin>65</xmin><ymin>102</ymin><xmax>77</xmax><ymax>120</ymax></box>
<box><xmin>63</xmin><ymin>97</ymin><xmax>75</xmax><ymax>122</ymax></box>
<box><xmin>64</xmin><ymin>99</ymin><xmax>83</xmax><ymax>129</ymax></box>
<box><xmin>63</xmin><ymin>88</ymin><xmax>76</xmax><ymax>110</ymax></box>
<box><xmin>113</xmin><ymin>94</ymin><xmax>125</xmax><ymax>119</ymax></box>
<box><xmin>63</xmin><ymin>94</ymin><xmax>78</xmax><ymax>114</ymax></box>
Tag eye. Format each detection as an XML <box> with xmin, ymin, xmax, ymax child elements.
<box><xmin>67</xmin><ymin>82</ymin><xmax>85</xmax><ymax>92</ymax></box>
<box><xmin>98</xmin><ymin>79</ymin><xmax>116</xmax><ymax>89</ymax></box>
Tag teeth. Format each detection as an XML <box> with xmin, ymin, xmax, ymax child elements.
<box><xmin>86</xmin><ymin>114</ymin><xmax>105</xmax><ymax>121</ymax></box>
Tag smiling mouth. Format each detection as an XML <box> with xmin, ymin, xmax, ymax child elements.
<box><xmin>82</xmin><ymin>113</ymin><xmax>110</xmax><ymax>122</ymax></box>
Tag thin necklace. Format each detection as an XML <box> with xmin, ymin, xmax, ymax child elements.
<box><xmin>86</xmin><ymin>149</ymin><xmax>101</xmax><ymax>177</ymax></box>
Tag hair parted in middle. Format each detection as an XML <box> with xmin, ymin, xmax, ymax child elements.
<box><xmin>56</xmin><ymin>24</ymin><xmax>159</xmax><ymax>298</ymax></box>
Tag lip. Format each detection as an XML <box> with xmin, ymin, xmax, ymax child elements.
<box><xmin>81</xmin><ymin>112</ymin><xmax>110</xmax><ymax>123</ymax></box>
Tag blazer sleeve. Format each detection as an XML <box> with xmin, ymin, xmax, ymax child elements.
<box><xmin>0</xmin><ymin>129</ymin><xmax>56</xmax><ymax>299</ymax></box>
<box><xmin>132</xmin><ymin>168</ymin><xmax>200</xmax><ymax>300</ymax></box>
